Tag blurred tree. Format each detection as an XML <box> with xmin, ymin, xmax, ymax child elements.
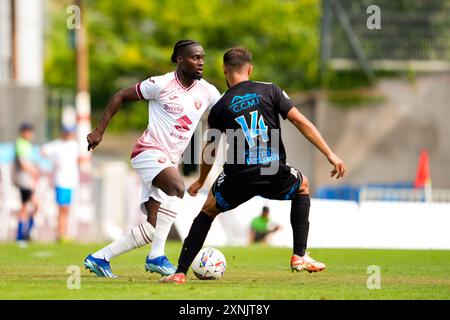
<box><xmin>45</xmin><ymin>0</ymin><xmax>320</xmax><ymax>131</ymax></box>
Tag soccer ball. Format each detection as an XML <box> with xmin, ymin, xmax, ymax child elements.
<box><xmin>191</xmin><ymin>247</ymin><xmax>226</xmax><ymax>280</ymax></box>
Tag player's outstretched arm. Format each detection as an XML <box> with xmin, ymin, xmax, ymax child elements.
<box><xmin>287</xmin><ymin>107</ymin><xmax>346</xmax><ymax>179</ymax></box>
<box><xmin>87</xmin><ymin>86</ymin><xmax>141</xmax><ymax>151</ymax></box>
<box><xmin>187</xmin><ymin>139</ymin><xmax>219</xmax><ymax>196</ymax></box>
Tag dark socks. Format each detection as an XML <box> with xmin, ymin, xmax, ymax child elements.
<box><xmin>176</xmin><ymin>211</ymin><xmax>214</xmax><ymax>275</ymax></box>
<box><xmin>16</xmin><ymin>221</ymin><xmax>25</xmax><ymax>241</ymax></box>
<box><xmin>290</xmin><ymin>194</ymin><xmax>310</xmax><ymax>257</ymax></box>
<box><xmin>26</xmin><ymin>217</ymin><xmax>35</xmax><ymax>239</ymax></box>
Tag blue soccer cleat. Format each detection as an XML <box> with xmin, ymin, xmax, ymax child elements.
<box><xmin>83</xmin><ymin>254</ymin><xmax>117</xmax><ymax>278</ymax></box>
<box><xmin>145</xmin><ymin>255</ymin><xmax>176</xmax><ymax>276</ymax></box>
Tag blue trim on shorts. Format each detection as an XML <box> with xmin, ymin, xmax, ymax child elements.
<box><xmin>55</xmin><ymin>187</ymin><xmax>72</xmax><ymax>205</ymax></box>
<box><xmin>214</xmin><ymin>190</ymin><xmax>231</xmax><ymax>211</ymax></box>
<box><xmin>283</xmin><ymin>180</ymin><xmax>301</xmax><ymax>200</ymax></box>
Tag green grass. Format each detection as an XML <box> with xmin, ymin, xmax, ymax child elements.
<box><xmin>0</xmin><ymin>242</ymin><xmax>449</xmax><ymax>300</ymax></box>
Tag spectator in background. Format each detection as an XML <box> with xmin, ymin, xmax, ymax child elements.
<box><xmin>13</xmin><ymin>123</ymin><xmax>40</xmax><ymax>245</ymax></box>
<box><xmin>249</xmin><ymin>206</ymin><xmax>281</xmax><ymax>244</ymax></box>
<box><xmin>41</xmin><ymin>125</ymin><xmax>80</xmax><ymax>243</ymax></box>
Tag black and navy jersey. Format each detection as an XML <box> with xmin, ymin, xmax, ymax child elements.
<box><xmin>208</xmin><ymin>80</ymin><xmax>294</xmax><ymax>178</ymax></box>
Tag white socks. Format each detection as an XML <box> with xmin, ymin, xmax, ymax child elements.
<box><xmin>91</xmin><ymin>196</ymin><xmax>183</xmax><ymax>262</ymax></box>
<box><xmin>92</xmin><ymin>221</ymin><xmax>154</xmax><ymax>261</ymax></box>
<box><xmin>148</xmin><ymin>196</ymin><xmax>183</xmax><ymax>259</ymax></box>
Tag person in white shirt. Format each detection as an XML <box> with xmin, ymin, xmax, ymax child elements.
<box><xmin>41</xmin><ymin>125</ymin><xmax>80</xmax><ymax>243</ymax></box>
<box><xmin>83</xmin><ymin>40</ymin><xmax>221</xmax><ymax>278</ymax></box>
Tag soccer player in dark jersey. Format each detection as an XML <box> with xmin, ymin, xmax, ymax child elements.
<box><xmin>162</xmin><ymin>47</ymin><xmax>346</xmax><ymax>284</ymax></box>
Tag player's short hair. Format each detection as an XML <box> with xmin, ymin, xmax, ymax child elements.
<box><xmin>171</xmin><ymin>40</ymin><xmax>201</xmax><ymax>63</ymax></box>
<box><xmin>19</xmin><ymin>122</ymin><xmax>34</xmax><ymax>132</ymax></box>
<box><xmin>62</xmin><ymin>124</ymin><xmax>76</xmax><ymax>133</ymax></box>
<box><xmin>223</xmin><ymin>47</ymin><xmax>252</xmax><ymax>71</ymax></box>
<box><xmin>262</xmin><ymin>206</ymin><xmax>269</xmax><ymax>213</ymax></box>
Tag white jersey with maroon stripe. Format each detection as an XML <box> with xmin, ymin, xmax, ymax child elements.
<box><xmin>132</xmin><ymin>71</ymin><xmax>221</xmax><ymax>163</ymax></box>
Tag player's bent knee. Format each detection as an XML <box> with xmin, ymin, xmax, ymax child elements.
<box><xmin>202</xmin><ymin>202</ymin><xmax>221</xmax><ymax>219</ymax></box>
<box><xmin>298</xmin><ymin>174</ymin><xmax>310</xmax><ymax>195</ymax></box>
<box><xmin>174</xmin><ymin>183</ymin><xmax>185</xmax><ymax>198</ymax></box>
<box><xmin>202</xmin><ymin>209</ymin><xmax>220</xmax><ymax>219</ymax></box>
<box><xmin>166</xmin><ymin>180</ymin><xmax>185</xmax><ymax>198</ymax></box>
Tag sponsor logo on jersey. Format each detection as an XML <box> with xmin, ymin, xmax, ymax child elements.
<box><xmin>194</xmin><ymin>99</ymin><xmax>203</xmax><ymax>110</ymax></box>
<box><xmin>229</xmin><ymin>93</ymin><xmax>262</xmax><ymax>113</ymax></box>
<box><xmin>164</xmin><ymin>104</ymin><xmax>184</xmax><ymax>114</ymax></box>
<box><xmin>158</xmin><ymin>156</ymin><xmax>167</xmax><ymax>164</ymax></box>
<box><xmin>174</xmin><ymin>115</ymin><xmax>193</xmax><ymax>132</ymax></box>
<box><xmin>244</xmin><ymin>146</ymin><xmax>280</xmax><ymax>165</ymax></box>
<box><xmin>170</xmin><ymin>131</ymin><xmax>190</xmax><ymax>141</ymax></box>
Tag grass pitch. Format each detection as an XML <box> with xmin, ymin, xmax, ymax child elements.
<box><xmin>0</xmin><ymin>242</ymin><xmax>449</xmax><ymax>300</ymax></box>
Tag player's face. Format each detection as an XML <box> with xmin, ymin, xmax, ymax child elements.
<box><xmin>63</xmin><ymin>132</ymin><xmax>76</xmax><ymax>140</ymax></box>
<box><xmin>22</xmin><ymin>130</ymin><xmax>35</xmax><ymax>141</ymax></box>
<box><xmin>180</xmin><ymin>45</ymin><xmax>205</xmax><ymax>80</ymax></box>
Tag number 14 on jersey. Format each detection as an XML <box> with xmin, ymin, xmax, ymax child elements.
<box><xmin>234</xmin><ymin>111</ymin><xmax>269</xmax><ymax>148</ymax></box>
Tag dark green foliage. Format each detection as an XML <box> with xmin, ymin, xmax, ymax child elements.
<box><xmin>45</xmin><ymin>0</ymin><xmax>320</xmax><ymax>130</ymax></box>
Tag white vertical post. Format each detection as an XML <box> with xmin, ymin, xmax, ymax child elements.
<box><xmin>0</xmin><ymin>164</ymin><xmax>12</xmax><ymax>241</ymax></box>
<box><xmin>74</xmin><ymin>0</ymin><xmax>94</xmax><ymax>234</ymax></box>
<box><xmin>16</xmin><ymin>0</ymin><xmax>43</xmax><ymax>86</ymax></box>
<box><xmin>0</xmin><ymin>0</ymin><xmax>12</xmax><ymax>82</ymax></box>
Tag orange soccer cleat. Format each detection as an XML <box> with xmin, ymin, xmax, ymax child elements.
<box><xmin>159</xmin><ymin>272</ymin><xmax>186</xmax><ymax>284</ymax></box>
<box><xmin>291</xmin><ymin>252</ymin><xmax>326</xmax><ymax>273</ymax></box>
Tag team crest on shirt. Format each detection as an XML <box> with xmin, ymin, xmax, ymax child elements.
<box><xmin>194</xmin><ymin>99</ymin><xmax>202</xmax><ymax>110</ymax></box>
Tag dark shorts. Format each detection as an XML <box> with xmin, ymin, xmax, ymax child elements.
<box><xmin>254</xmin><ymin>231</ymin><xmax>270</xmax><ymax>243</ymax></box>
<box><xmin>19</xmin><ymin>188</ymin><xmax>33</xmax><ymax>204</ymax></box>
<box><xmin>212</xmin><ymin>163</ymin><xmax>302</xmax><ymax>212</ymax></box>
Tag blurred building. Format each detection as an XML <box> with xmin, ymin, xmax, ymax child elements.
<box><xmin>0</xmin><ymin>0</ymin><xmax>46</xmax><ymax>142</ymax></box>
<box><xmin>313</xmin><ymin>0</ymin><xmax>450</xmax><ymax>194</ymax></box>
<box><xmin>322</xmin><ymin>0</ymin><xmax>450</xmax><ymax>75</ymax></box>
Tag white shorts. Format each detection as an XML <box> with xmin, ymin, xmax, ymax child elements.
<box><xmin>131</xmin><ymin>149</ymin><xmax>177</xmax><ymax>214</ymax></box>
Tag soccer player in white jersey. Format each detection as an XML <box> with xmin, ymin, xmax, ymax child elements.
<box><xmin>83</xmin><ymin>40</ymin><xmax>221</xmax><ymax>278</ymax></box>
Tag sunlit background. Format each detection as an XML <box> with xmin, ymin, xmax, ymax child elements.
<box><xmin>1</xmin><ymin>0</ymin><xmax>449</xmax><ymax>250</ymax></box>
